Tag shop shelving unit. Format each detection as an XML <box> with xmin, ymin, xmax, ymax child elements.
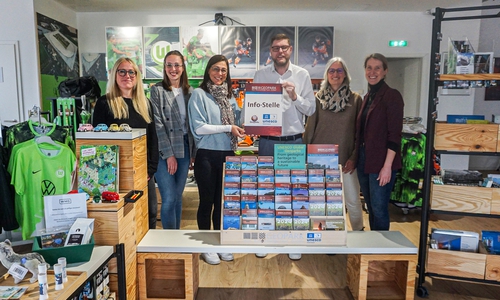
<box><xmin>417</xmin><ymin>4</ymin><xmax>500</xmax><ymax>297</ymax></box>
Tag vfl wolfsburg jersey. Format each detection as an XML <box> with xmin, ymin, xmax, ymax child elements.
<box><xmin>8</xmin><ymin>140</ymin><xmax>76</xmax><ymax>239</ymax></box>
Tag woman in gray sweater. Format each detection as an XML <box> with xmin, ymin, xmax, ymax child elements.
<box><xmin>303</xmin><ymin>57</ymin><xmax>364</xmax><ymax>231</ymax></box>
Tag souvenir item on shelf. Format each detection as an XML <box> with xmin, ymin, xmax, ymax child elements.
<box><xmin>0</xmin><ymin>239</ymin><xmax>46</xmax><ymax>284</ymax></box>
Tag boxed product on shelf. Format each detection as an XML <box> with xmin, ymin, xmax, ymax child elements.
<box><xmin>430</xmin><ymin>228</ymin><xmax>479</xmax><ymax>252</ymax></box>
<box><xmin>481</xmin><ymin>230</ymin><xmax>500</xmax><ymax>254</ymax></box>
<box><xmin>446</xmin><ymin>114</ymin><xmax>485</xmax><ymax>123</ymax></box>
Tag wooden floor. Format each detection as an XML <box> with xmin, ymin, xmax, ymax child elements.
<box><xmin>163</xmin><ymin>186</ymin><xmax>500</xmax><ymax>300</ymax></box>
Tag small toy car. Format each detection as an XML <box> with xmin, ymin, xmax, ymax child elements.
<box><xmin>93</xmin><ymin>123</ymin><xmax>108</xmax><ymax>132</ymax></box>
<box><xmin>108</xmin><ymin>123</ymin><xmax>120</xmax><ymax>132</ymax></box>
<box><xmin>119</xmin><ymin>123</ymin><xmax>132</xmax><ymax>132</ymax></box>
<box><xmin>102</xmin><ymin>191</ymin><xmax>120</xmax><ymax>202</ymax></box>
<box><xmin>77</xmin><ymin>124</ymin><xmax>94</xmax><ymax>132</ymax></box>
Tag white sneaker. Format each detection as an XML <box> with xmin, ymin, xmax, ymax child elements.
<box><xmin>288</xmin><ymin>253</ymin><xmax>302</xmax><ymax>260</ymax></box>
<box><xmin>255</xmin><ymin>253</ymin><xmax>268</xmax><ymax>258</ymax></box>
<box><xmin>218</xmin><ymin>253</ymin><xmax>234</xmax><ymax>261</ymax></box>
<box><xmin>201</xmin><ymin>253</ymin><xmax>220</xmax><ymax>265</ymax></box>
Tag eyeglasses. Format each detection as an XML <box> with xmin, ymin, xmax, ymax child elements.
<box><xmin>165</xmin><ymin>63</ymin><xmax>183</xmax><ymax>69</ymax></box>
<box><xmin>328</xmin><ymin>68</ymin><xmax>344</xmax><ymax>75</ymax></box>
<box><xmin>271</xmin><ymin>45</ymin><xmax>290</xmax><ymax>52</ymax></box>
<box><xmin>117</xmin><ymin>69</ymin><xmax>137</xmax><ymax>77</ymax></box>
<box><xmin>211</xmin><ymin>67</ymin><xmax>228</xmax><ymax>74</ymax></box>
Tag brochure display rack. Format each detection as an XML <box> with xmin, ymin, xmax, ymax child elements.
<box><xmin>219</xmin><ymin>151</ymin><xmax>347</xmax><ymax>247</ymax></box>
<box><xmin>417</xmin><ymin>4</ymin><xmax>500</xmax><ymax>298</ymax></box>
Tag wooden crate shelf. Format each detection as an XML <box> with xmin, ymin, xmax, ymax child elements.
<box><xmin>434</xmin><ymin>122</ymin><xmax>499</xmax><ymax>153</ymax></box>
<box><xmin>431</xmin><ymin>184</ymin><xmax>500</xmax><ymax>215</ymax></box>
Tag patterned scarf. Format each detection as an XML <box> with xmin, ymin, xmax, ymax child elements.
<box><xmin>207</xmin><ymin>81</ymin><xmax>237</xmax><ymax>150</ymax></box>
<box><xmin>316</xmin><ymin>84</ymin><xmax>351</xmax><ymax>113</ymax></box>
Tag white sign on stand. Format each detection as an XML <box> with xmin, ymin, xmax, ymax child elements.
<box><xmin>44</xmin><ymin>193</ymin><xmax>88</xmax><ymax>230</ymax></box>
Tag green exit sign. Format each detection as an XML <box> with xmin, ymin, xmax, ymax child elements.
<box><xmin>389</xmin><ymin>40</ymin><xmax>408</xmax><ymax>47</ymax></box>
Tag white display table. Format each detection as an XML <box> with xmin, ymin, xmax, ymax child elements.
<box><xmin>137</xmin><ymin>230</ymin><xmax>417</xmax><ymax>255</ymax></box>
<box><xmin>137</xmin><ymin>230</ymin><xmax>417</xmax><ymax>300</ymax></box>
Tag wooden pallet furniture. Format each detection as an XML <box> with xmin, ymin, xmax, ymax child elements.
<box><xmin>136</xmin><ymin>230</ymin><xmax>417</xmax><ymax>300</ymax></box>
<box><xmin>76</xmin><ymin>129</ymin><xmax>149</xmax><ymax>300</ymax></box>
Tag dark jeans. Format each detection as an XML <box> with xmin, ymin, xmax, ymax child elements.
<box><xmin>356</xmin><ymin>146</ymin><xmax>397</xmax><ymax>231</ymax></box>
<box><xmin>194</xmin><ymin>148</ymin><xmax>234</xmax><ymax>230</ymax></box>
<box><xmin>148</xmin><ymin>176</ymin><xmax>158</xmax><ymax>229</ymax></box>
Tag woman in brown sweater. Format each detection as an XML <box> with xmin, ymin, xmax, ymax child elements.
<box><xmin>304</xmin><ymin>57</ymin><xmax>364</xmax><ymax>231</ymax></box>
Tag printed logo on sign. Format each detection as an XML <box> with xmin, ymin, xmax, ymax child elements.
<box><xmin>306</xmin><ymin>232</ymin><xmax>322</xmax><ymax>243</ymax></box>
<box><xmin>262</xmin><ymin>114</ymin><xmax>278</xmax><ymax>124</ymax></box>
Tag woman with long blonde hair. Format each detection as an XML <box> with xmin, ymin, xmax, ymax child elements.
<box><xmin>93</xmin><ymin>57</ymin><xmax>159</xmax><ymax>229</ymax></box>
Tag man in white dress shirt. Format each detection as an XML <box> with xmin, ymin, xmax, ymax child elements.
<box><xmin>253</xmin><ymin>33</ymin><xmax>315</xmax><ymax>156</ymax></box>
<box><xmin>253</xmin><ymin>33</ymin><xmax>316</xmax><ymax>260</ymax></box>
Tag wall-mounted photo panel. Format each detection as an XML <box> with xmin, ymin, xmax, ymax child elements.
<box><xmin>105</xmin><ymin>26</ymin><xmax>143</xmax><ymax>77</ymax></box>
<box><xmin>259</xmin><ymin>27</ymin><xmax>296</xmax><ymax>69</ymax></box>
<box><xmin>221</xmin><ymin>26</ymin><xmax>257</xmax><ymax>79</ymax></box>
<box><xmin>298</xmin><ymin>26</ymin><xmax>334</xmax><ymax>79</ymax></box>
<box><xmin>81</xmin><ymin>53</ymin><xmax>106</xmax><ymax>81</ymax></box>
<box><xmin>143</xmin><ymin>27</ymin><xmax>180</xmax><ymax>79</ymax></box>
<box><xmin>180</xmin><ymin>26</ymin><xmax>219</xmax><ymax>78</ymax></box>
<box><xmin>36</xmin><ymin>13</ymin><xmax>79</xmax><ymax>110</ymax></box>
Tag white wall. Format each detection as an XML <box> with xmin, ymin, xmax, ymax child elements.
<box><xmin>76</xmin><ymin>8</ymin><xmax>484</xmax><ymax>126</ymax></box>
<box><xmin>0</xmin><ymin>0</ymin><xmax>38</xmax><ymax>121</ymax></box>
<box><xmin>0</xmin><ymin>0</ymin><xmax>77</xmax><ymax>121</ymax></box>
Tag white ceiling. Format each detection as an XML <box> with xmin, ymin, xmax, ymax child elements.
<box><xmin>53</xmin><ymin>0</ymin><xmax>487</xmax><ymax>13</ymax></box>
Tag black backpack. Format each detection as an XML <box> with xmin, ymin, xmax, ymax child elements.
<box><xmin>58</xmin><ymin>76</ymin><xmax>101</xmax><ymax>99</ymax></box>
